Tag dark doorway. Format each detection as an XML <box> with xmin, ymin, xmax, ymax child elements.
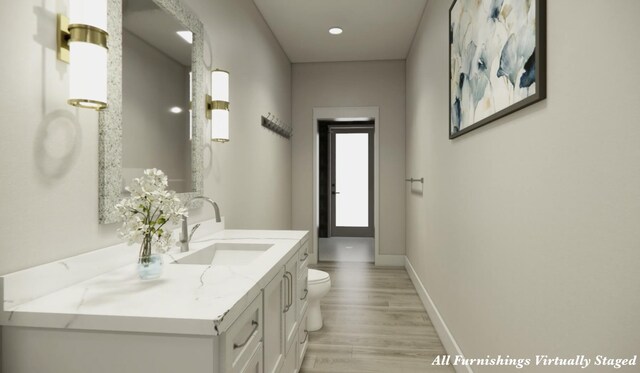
<box><xmin>318</xmin><ymin>119</ymin><xmax>375</xmax><ymax>262</ymax></box>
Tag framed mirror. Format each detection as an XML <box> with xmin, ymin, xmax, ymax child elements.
<box><xmin>98</xmin><ymin>0</ymin><xmax>205</xmax><ymax>224</ymax></box>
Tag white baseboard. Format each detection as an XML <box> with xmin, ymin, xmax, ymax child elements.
<box><xmin>374</xmin><ymin>254</ymin><xmax>405</xmax><ymax>266</ymax></box>
<box><xmin>404</xmin><ymin>256</ymin><xmax>473</xmax><ymax>373</ymax></box>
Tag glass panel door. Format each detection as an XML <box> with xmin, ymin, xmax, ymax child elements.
<box><xmin>330</xmin><ymin>128</ymin><xmax>374</xmax><ymax>237</ymax></box>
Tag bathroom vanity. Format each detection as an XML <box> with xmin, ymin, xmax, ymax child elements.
<box><xmin>0</xmin><ymin>221</ymin><xmax>310</xmax><ymax>373</ymax></box>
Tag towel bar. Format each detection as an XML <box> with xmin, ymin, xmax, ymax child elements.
<box><xmin>405</xmin><ymin>178</ymin><xmax>424</xmax><ymax>183</ymax></box>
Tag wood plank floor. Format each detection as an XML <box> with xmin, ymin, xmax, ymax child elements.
<box><xmin>300</xmin><ymin>262</ymin><xmax>454</xmax><ymax>373</ymax></box>
<box><xmin>318</xmin><ymin>238</ymin><xmax>374</xmax><ymax>262</ymax></box>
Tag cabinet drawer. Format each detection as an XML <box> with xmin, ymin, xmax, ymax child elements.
<box><xmin>297</xmin><ymin>241</ymin><xmax>309</xmax><ymax>270</ymax></box>
<box><xmin>297</xmin><ymin>261</ymin><xmax>308</xmax><ymax>282</ymax></box>
<box><xmin>297</xmin><ymin>271</ymin><xmax>308</xmax><ymax>319</ymax></box>
<box><xmin>240</xmin><ymin>343</ymin><xmax>263</xmax><ymax>373</ymax></box>
<box><xmin>281</xmin><ymin>336</ymin><xmax>297</xmax><ymax>373</ymax></box>
<box><xmin>222</xmin><ymin>293</ymin><xmax>263</xmax><ymax>373</ymax></box>
<box><xmin>297</xmin><ymin>310</ymin><xmax>309</xmax><ymax>371</ymax></box>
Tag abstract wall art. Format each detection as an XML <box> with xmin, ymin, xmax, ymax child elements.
<box><xmin>449</xmin><ymin>0</ymin><xmax>546</xmax><ymax>139</ymax></box>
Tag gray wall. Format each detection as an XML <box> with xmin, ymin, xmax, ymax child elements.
<box><xmin>406</xmin><ymin>0</ymin><xmax>640</xmax><ymax>369</ymax></box>
<box><xmin>0</xmin><ymin>0</ymin><xmax>291</xmax><ymax>275</ymax></box>
<box><xmin>292</xmin><ymin>60</ymin><xmax>405</xmax><ymax>255</ymax></box>
<box><xmin>184</xmin><ymin>0</ymin><xmax>292</xmax><ymax>230</ymax></box>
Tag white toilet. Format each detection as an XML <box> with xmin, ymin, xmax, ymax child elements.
<box><xmin>306</xmin><ymin>269</ymin><xmax>331</xmax><ymax>332</ymax></box>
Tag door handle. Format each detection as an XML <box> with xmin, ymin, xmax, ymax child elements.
<box><xmin>287</xmin><ymin>272</ymin><xmax>293</xmax><ymax>310</ymax></box>
<box><xmin>331</xmin><ymin>191</ymin><xmax>340</xmax><ymax>195</ymax></box>
<box><xmin>283</xmin><ymin>271</ymin><xmax>293</xmax><ymax>313</ymax></box>
<box><xmin>233</xmin><ymin>320</ymin><xmax>259</xmax><ymax>350</ymax></box>
<box><xmin>282</xmin><ymin>273</ymin><xmax>290</xmax><ymax>313</ymax></box>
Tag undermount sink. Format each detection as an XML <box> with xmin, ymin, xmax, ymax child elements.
<box><xmin>172</xmin><ymin>243</ymin><xmax>273</xmax><ymax>266</ymax></box>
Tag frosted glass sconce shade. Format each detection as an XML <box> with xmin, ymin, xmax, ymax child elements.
<box><xmin>58</xmin><ymin>0</ymin><xmax>109</xmax><ymax>110</ymax></box>
<box><xmin>208</xmin><ymin>69</ymin><xmax>229</xmax><ymax>142</ymax></box>
<box><xmin>70</xmin><ymin>0</ymin><xmax>107</xmax><ymax>30</ymax></box>
<box><xmin>211</xmin><ymin>69</ymin><xmax>229</xmax><ymax>102</ymax></box>
<box><xmin>68</xmin><ymin>43</ymin><xmax>108</xmax><ymax>109</ymax></box>
<box><xmin>69</xmin><ymin>0</ymin><xmax>107</xmax><ymax>31</ymax></box>
<box><xmin>211</xmin><ymin>109</ymin><xmax>229</xmax><ymax>142</ymax></box>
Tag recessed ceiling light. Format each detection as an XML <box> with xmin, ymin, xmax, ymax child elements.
<box><xmin>329</xmin><ymin>27</ymin><xmax>343</xmax><ymax>35</ymax></box>
<box><xmin>170</xmin><ymin>106</ymin><xmax>183</xmax><ymax>114</ymax></box>
<box><xmin>176</xmin><ymin>31</ymin><xmax>193</xmax><ymax>44</ymax></box>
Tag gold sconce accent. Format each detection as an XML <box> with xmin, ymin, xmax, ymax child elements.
<box><xmin>57</xmin><ymin>15</ymin><xmax>109</xmax><ymax>63</ymax></box>
<box><xmin>206</xmin><ymin>95</ymin><xmax>230</xmax><ymax>119</ymax></box>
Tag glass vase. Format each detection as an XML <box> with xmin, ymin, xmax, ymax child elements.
<box><xmin>137</xmin><ymin>237</ymin><xmax>164</xmax><ymax>280</ymax></box>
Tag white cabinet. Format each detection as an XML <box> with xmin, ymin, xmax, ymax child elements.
<box><xmin>2</xmin><ymin>294</ymin><xmax>266</xmax><ymax>373</ymax></box>
<box><xmin>295</xmin><ymin>241</ymin><xmax>309</xmax><ymax>372</ymax></box>
<box><xmin>283</xmin><ymin>253</ymin><xmax>299</xmax><ymax>352</ymax></box>
<box><xmin>1</xmin><ymin>234</ymin><xmax>310</xmax><ymax>373</ymax></box>
<box><xmin>297</xmin><ymin>241</ymin><xmax>309</xmax><ymax>321</ymax></box>
<box><xmin>263</xmin><ymin>239</ymin><xmax>310</xmax><ymax>373</ymax></box>
<box><xmin>263</xmin><ymin>268</ymin><xmax>285</xmax><ymax>373</ymax></box>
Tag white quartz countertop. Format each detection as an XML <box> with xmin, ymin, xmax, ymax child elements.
<box><xmin>1</xmin><ymin>229</ymin><xmax>309</xmax><ymax>336</ymax></box>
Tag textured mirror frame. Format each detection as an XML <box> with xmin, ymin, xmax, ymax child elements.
<box><xmin>98</xmin><ymin>0</ymin><xmax>204</xmax><ymax>224</ymax></box>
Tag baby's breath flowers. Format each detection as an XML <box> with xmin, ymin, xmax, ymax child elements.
<box><xmin>115</xmin><ymin>169</ymin><xmax>187</xmax><ymax>262</ymax></box>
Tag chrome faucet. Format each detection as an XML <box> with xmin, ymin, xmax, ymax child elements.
<box><xmin>179</xmin><ymin>196</ymin><xmax>222</xmax><ymax>252</ymax></box>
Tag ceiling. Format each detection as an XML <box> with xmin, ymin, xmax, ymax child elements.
<box><xmin>252</xmin><ymin>0</ymin><xmax>428</xmax><ymax>63</ymax></box>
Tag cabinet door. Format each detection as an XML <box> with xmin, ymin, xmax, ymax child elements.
<box><xmin>283</xmin><ymin>252</ymin><xmax>299</xmax><ymax>352</ymax></box>
<box><xmin>263</xmin><ymin>267</ymin><xmax>285</xmax><ymax>373</ymax></box>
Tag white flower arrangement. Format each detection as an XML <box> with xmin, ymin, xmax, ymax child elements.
<box><xmin>115</xmin><ymin>169</ymin><xmax>188</xmax><ymax>260</ymax></box>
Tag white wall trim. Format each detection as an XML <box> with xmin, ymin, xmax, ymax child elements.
<box><xmin>405</xmin><ymin>256</ymin><xmax>473</xmax><ymax>373</ymax></box>
<box><xmin>375</xmin><ymin>254</ymin><xmax>405</xmax><ymax>266</ymax></box>
<box><xmin>311</xmin><ymin>106</ymin><xmax>380</xmax><ymax>265</ymax></box>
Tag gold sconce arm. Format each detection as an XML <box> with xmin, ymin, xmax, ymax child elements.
<box><xmin>205</xmin><ymin>94</ymin><xmax>229</xmax><ymax>120</ymax></box>
<box><xmin>57</xmin><ymin>14</ymin><xmax>70</xmax><ymax>62</ymax></box>
<box><xmin>57</xmin><ymin>14</ymin><xmax>109</xmax><ymax>63</ymax></box>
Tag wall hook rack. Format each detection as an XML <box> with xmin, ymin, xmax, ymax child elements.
<box><xmin>262</xmin><ymin>114</ymin><xmax>292</xmax><ymax>139</ymax></box>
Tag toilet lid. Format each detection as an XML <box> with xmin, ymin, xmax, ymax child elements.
<box><xmin>308</xmin><ymin>269</ymin><xmax>330</xmax><ymax>284</ymax></box>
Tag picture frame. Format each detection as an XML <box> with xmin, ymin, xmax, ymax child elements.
<box><xmin>449</xmin><ymin>0</ymin><xmax>546</xmax><ymax>139</ymax></box>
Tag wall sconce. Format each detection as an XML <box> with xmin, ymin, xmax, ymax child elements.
<box><xmin>57</xmin><ymin>0</ymin><xmax>109</xmax><ymax>110</ymax></box>
<box><xmin>207</xmin><ymin>69</ymin><xmax>229</xmax><ymax>142</ymax></box>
